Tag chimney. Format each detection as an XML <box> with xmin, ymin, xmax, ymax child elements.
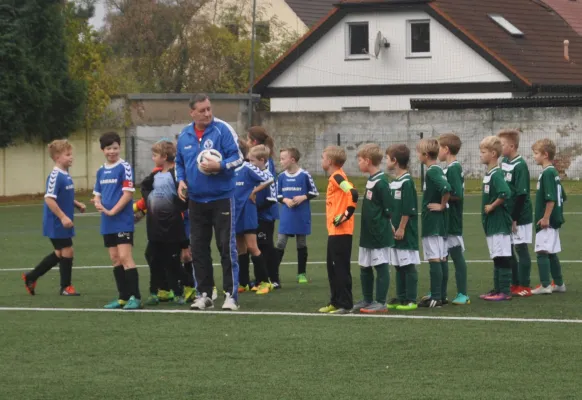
<box><xmin>564</xmin><ymin>39</ymin><xmax>570</xmax><ymax>61</ymax></box>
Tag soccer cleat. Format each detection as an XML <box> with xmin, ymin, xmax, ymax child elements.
<box><xmin>387</xmin><ymin>298</ymin><xmax>401</xmax><ymax>310</ymax></box>
<box><xmin>351</xmin><ymin>300</ymin><xmax>371</xmax><ymax>313</ymax></box>
<box><xmin>104</xmin><ymin>299</ymin><xmax>127</xmax><ymax>309</ymax></box>
<box><xmin>238</xmin><ymin>285</ymin><xmax>250</xmax><ymax>293</ymax></box>
<box><xmin>173</xmin><ymin>296</ymin><xmax>186</xmax><ymax>305</ymax></box>
<box><xmin>479</xmin><ymin>290</ymin><xmax>497</xmax><ymax>299</ymax></box>
<box><xmin>516</xmin><ymin>287</ymin><xmax>533</xmax><ymax>297</ymax></box>
<box><xmin>145</xmin><ymin>294</ymin><xmax>160</xmax><ymax>306</ymax></box>
<box><xmin>329</xmin><ymin>308</ymin><xmax>349</xmax><ymax>314</ymax></box>
<box><xmin>256</xmin><ymin>282</ymin><xmax>273</xmax><ymax>295</ymax></box>
<box><xmin>396</xmin><ymin>302</ymin><xmax>418</xmax><ymax>311</ymax></box>
<box><xmin>451</xmin><ymin>293</ymin><xmax>470</xmax><ymax>305</ymax></box>
<box><xmin>191</xmin><ymin>293</ymin><xmax>214</xmax><ymax>310</ymax></box>
<box><xmin>441</xmin><ymin>298</ymin><xmax>449</xmax><ymax>305</ymax></box>
<box><xmin>552</xmin><ymin>283</ymin><xmax>566</xmax><ymax>293</ymax></box>
<box><xmin>318</xmin><ymin>304</ymin><xmax>337</xmax><ymax>313</ymax></box>
<box><xmin>531</xmin><ymin>284</ymin><xmax>552</xmax><ymax>295</ymax></box>
<box><xmin>212</xmin><ymin>286</ymin><xmax>218</xmax><ymax>301</ymax></box>
<box><xmin>22</xmin><ymin>274</ymin><xmax>36</xmax><ymax>296</ymax></box>
<box><xmin>183</xmin><ymin>286</ymin><xmax>195</xmax><ymax>302</ymax></box>
<box><xmin>157</xmin><ymin>289</ymin><xmax>174</xmax><ymax>302</ymax></box>
<box><xmin>483</xmin><ymin>293</ymin><xmax>512</xmax><ymax>301</ymax></box>
<box><xmin>360</xmin><ymin>302</ymin><xmax>388</xmax><ymax>314</ymax></box>
<box><xmin>510</xmin><ymin>285</ymin><xmax>521</xmax><ymax>296</ymax></box>
<box><xmin>272</xmin><ymin>282</ymin><xmax>282</xmax><ymax>290</ymax></box>
<box><xmin>418</xmin><ymin>297</ymin><xmax>442</xmax><ymax>308</ymax></box>
<box><xmin>123</xmin><ymin>296</ymin><xmax>143</xmax><ymax>310</ymax></box>
<box><xmin>251</xmin><ymin>284</ymin><xmax>259</xmax><ymax>292</ymax></box>
<box><xmin>297</xmin><ymin>274</ymin><xmax>308</xmax><ymax>284</ymax></box>
<box><xmin>60</xmin><ymin>285</ymin><xmax>80</xmax><ymax>296</ymax></box>
<box><xmin>222</xmin><ymin>293</ymin><xmax>240</xmax><ymax>311</ymax></box>
<box><xmin>420</xmin><ymin>292</ymin><xmax>431</xmax><ymax>302</ymax></box>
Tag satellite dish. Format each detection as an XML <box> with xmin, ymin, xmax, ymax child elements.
<box><xmin>373</xmin><ymin>31</ymin><xmax>390</xmax><ymax>58</ymax></box>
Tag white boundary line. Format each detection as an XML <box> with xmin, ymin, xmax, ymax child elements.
<box><xmin>0</xmin><ymin>306</ymin><xmax>580</xmax><ymax>324</ymax></box>
<box><xmin>3</xmin><ymin>259</ymin><xmax>582</xmax><ymax>272</ymax></box>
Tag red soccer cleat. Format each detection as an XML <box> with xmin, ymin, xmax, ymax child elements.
<box><xmin>60</xmin><ymin>285</ymin><xmax>80</xmax><ymax>296</ymax></box>
<box><xmin>22</xmin><ymin>273</ymin><xmax>36</xmax><ymax>296</ymax></box>
<box><xmin>516</xmin><ymin>287</ymin><xmax>532</xmax><ymax>297</ymax></box>
<box><xmin>510</xmin><ymin>285</ymin><xmax>521</xmax><ymax>296</ymax></box>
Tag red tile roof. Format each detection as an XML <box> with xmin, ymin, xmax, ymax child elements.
<box><xmin>541</xmin><ymin>0</ymin><xmax>582</xmax><ymax>36</ymax></box>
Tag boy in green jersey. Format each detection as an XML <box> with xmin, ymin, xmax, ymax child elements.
<box><xmin>479</xmin><ymin>136</ymin><xmax>513</xmax><ymax>301</ymax></box>
<box><xmin>351</xmin><ymin>144</ymin><xmax>393</xmax><ymax>314</ymax></box>
<box><xmin>386</xmin><ymin>144</ymin><xmax>420</xmax><ymax>311</ymax></box>
<box><xmin>531</xmin><ymin>139</ymin><xmax>566</xmax><ymax>295</ymax></box>
<box><xmin>417</xmin><ymin>139</ymin><xmax>451</xmax><ymax>308</ymax></box>
<box><xmin>437</xmin><ymin>133</ymin><xmax>469</xmax><ymax>305</ymax></box>
<box><xmin>498</xmin><ymin>129</ymin><xmax>534</xmax><ymax>297</ymax></box>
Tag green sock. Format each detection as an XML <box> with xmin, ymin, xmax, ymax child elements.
<box><xmin>395</xmin><ymin>267</ymin><xmax>406</xmax><ymax>301</ymax></box>
<box><xmin>404</xmin><ymin>264</ymin><xmax>418</xmax><ymax>302</ymax></box>
<box><xmin>515</xmin><ymin>243</ymin><xmax>531</xmax><ymax>287</ymax></box>
<box><xmin>549</xmin><ymin>254</ymin><xmax>564</xmax><ymax>286</ymax></box>
<box><xmin>449</xmin><ymin>246</ymin><xmax>468</xmax><ymax>295</ymax></box>
<box><xmin>441</xmin><ymin>260</ymin><xmax>449</xmax><ymax>301</ymax></box>
<box><xmin>429</xmin><ymin>262</ymin><xmax>442</xmax><ymax>300</ymax></box>
<box><xmin>494</xmin><ymin>266</ymin><xmax>500</xmax><ymax>293</ymax></box>
<box><xmin>509</xmin><ymin>247</ymin><xmax>519</xmax><ymax>286</ymax></box>
<box><xmin>360</xmin><ymin>267</ymin><xmax>374</xmax><ymax>303</ymax></box>
<box><xmin>536</xmin><ymin>253</ymin><xmax>551</xmax><ymax>287</ymax></box>
<box><xmin>374</xmin><ymin>263</ymin><xmax>389</xmax><ymax>304</ymax></box>
<box><xmin>499</xmin><ymin>264</ymin><xmax>512</xmax><ymax>296</ymax></box>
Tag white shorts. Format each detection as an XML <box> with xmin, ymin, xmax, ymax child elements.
<box><xmin>446</xmin><ymin>236</ymin><xmax>465</xmax><ymax>251</ymax></box>
<box><xmin>422</xmin><ymin>236</ymin><xmax>447</xmax><ymax>260</ymax></box>
<box><xmin>511</xmin><ymin>223</ymin><xmax>533</xmax><ymax>245</ymax></box>
<box><xmin>359</xmin><ymin>247</ymin><xmax>391</xmax><ymax>267</ymax></box>
<box><xmin>389</xmin><ymin>249</ymin><xmax>421</xmax><ymax>267</ymax></box>
<box><xmin>534</xmin><ymin>228</ymin><xmax>561</xmax><ymax>254</ymax></box>
<box><xmin>486</xmin><ymin>234</ymin><xmax>512</xmax><ymax>258</ymax></box>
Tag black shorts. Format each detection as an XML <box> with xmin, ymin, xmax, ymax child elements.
<box><xmin>257</xmin><ymin>220</ymin><xmax>275</xmax><ymax>246</ymax></box>
<box><xmin>103</xmin><ymin>232</ymin><xmax>134</xmax><ymax>248</ymax></box>
<box><xmin>50</xmin><ymin>238</ymin><xmax>73</xmax><ymax>250</ymax></box>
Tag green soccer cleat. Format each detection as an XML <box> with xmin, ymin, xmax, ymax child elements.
<box><xmin>183</xmin><ymin>286</ymin><xmax>195</xmax><ymax>302</ymax></box>
<box><xmin>297</xmin><ymin>274</ymin><xmax>308</xmax><ymax>284</ymax></box>
<box><xmin>452</xmin><ymin>293</ymin><xmax>471</xmax><ymax>305</ymax></box>
<box><xmin>318</xmin><ymin>304</ymin><xmax>337</xmax><ymax>313</ymax></box>
<box><xmin>104</xmin><ymin>299</ymin><xmax>126</xmax><ymax>309</ymax></box>
<box><xmin>123</xmin><ymin>296</ymin><xmax>143</xmax><ymax>310</ymax></box>
<box><xmin>145</xmin><ymin>294</ymin><xmax>160</xmax><ymax>306</ymax></box>
<box><xmin>387</xmin><ymin>298</ymin><xmax>401</xmax><ymax>310</ymax></box>
<box><xmin>157</xmin><ymin>289</ymin><xmax>174</xmax><ymax>302</ymax></box>
<box><xmin>396</xmin><ymin>302</ymin><xmax>418</xmax><ymax>311</ymax></box>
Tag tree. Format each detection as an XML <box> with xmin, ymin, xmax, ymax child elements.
<box><xmin>0</xmin><ymin>0</ymin><xmax>85</xmax><ymax>147</ymax></box>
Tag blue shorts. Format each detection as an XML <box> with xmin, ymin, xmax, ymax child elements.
<box><xmin>235</xmin><ymin>202</ymin><xmax>258</xmax><ymax>235</ymax></box>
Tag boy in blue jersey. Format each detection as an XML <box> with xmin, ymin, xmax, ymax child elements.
<box><xmin>274</xmin><ymin>148</ymin><xmax>319</xmax><ymax>284</ymax></box>
<box><xmin>235</xmin><ymin>143</ymin><xmax>276</xmax><ymax>295</ymax></box>
<box><xmin>247</xmin><ymin>126</ymin><xmax>280</xmax><ymax>288</ymax></box>
<box><xmin>93</xmin><ymin>132</ymin><xmax>141</xmax><ymax>310</ymax></box>
<box><xmin>23</xmin><ymin>140</ymin><xmax>85</xmax><ymax>296</ymax></box>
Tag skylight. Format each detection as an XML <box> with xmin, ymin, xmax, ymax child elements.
<box><xmin>488</xmin><ymin>14</ymin><xmax>524</xmax><ymax>37</ymax></box>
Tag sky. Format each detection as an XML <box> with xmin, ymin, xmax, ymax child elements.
<box><xmin>88</xmin><ymin>0</ymin><xmax>106</xmax><ymax>30</ymax></box>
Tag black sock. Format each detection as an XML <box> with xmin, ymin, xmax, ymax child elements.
<box><xmin>113</xmin><ymin>265</ymin><xmax>129</xmax><ymax>301</ymax></box>
<box><xmin>125</xmin><ymin>268</ymin><xmax>141</xmax><ymax>300</ymax></box>
<box><xmin>59</xmin><ymin>257</ymin><xmax>73</xmax><ymax>289</ymax></box>
<box><xmin>297</xmin><ymin>247</ymin><xmax>307</xmax><ymax>275</ymax></box>
<box><xmin>238</xmin><ymin>253</ymin><xmax>250</xmax><ymax>287</ymax></box>
<box><xmin>251</xmin><ymin>254</ymin><xmax>269</xmax><ymax>283</ymax></box>
<box><xmin>27</xmin><ymin>252</ymin><xmax>60</xmax><ymax>281</ymax></box>
<box><xmin>183</xmin><ymin>261</ymin><xmax>195</xmax><ymax>287</ymax></box>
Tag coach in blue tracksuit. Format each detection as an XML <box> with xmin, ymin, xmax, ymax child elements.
<box><xmin>176</xmin><ymin>93</ymin><xmax>243</xmax><ymax>311</ymax></box>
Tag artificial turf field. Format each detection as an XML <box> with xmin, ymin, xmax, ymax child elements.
<box><xmin>1</xmin><ymin>182</ymin><xmax>581</xmax><ymax>399</ymax></box>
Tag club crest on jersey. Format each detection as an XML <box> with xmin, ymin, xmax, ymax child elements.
<box><xmin>366</xmin><ymin>190</ymin><xmax>372</xmax><ymax>200</ymax></box>
<box><xmin>394</xmin><ymin>190</ymin><xmax>401</xmax><ymax>200</ymax></box>
<box><xmin>203</xmin><ymin>139</ymin><xmax>213</xmax><ymax>149</ymax></box>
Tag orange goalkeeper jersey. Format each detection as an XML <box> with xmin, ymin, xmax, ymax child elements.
<box><xmin>326</xmin><ymin>169</ymin><xmax>358</xmax><ymax>236</ymax></box>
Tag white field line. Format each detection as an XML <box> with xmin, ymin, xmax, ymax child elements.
<box><xmin>0</xmin><ymin>306</ymin><xmax>580</xmax><ymax>324</ymax></box>
<box><xmin>3</xmin><ymin>259</ymin><xmax>582</xmax><ymax>273</ymax></box>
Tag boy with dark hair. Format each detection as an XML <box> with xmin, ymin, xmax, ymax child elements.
<box><xmin>23</xmin><ymin>140</ymin><xmax>85</xmax><ymax>296</ymax></box>
<box><xmin>93</xmin><ymin>132</ymin><xmax>141</xmax><ymax>309</ymax></box>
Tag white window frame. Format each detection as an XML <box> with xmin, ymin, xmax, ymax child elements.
<box><xmin>345</xmin><ymin>22</ymin><xmax>370</xmax><ymax>60</ymax></box>
<box><xmin>406</xmin><ymin>19</ymin><xmax>431</xmax><ymax>58</ymax></box>
<box><xmin>488</xmin><ymin>14</ymin><xmax>524</xmax><ymax>37</ymax></box>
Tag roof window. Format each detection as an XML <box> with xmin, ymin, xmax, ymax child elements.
<box><xmin>489</xmin><ymin>14</ymin><xmax>524</xmax><ymax>37</ymax></box>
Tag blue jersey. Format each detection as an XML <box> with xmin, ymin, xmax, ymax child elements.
<box><xmin>277</xmin><ymin>169</ymin><xmax>318</xmax><ymax>235</ymax></box>
<box><xmin>257</xmin><ymin>159</ymin><xmax>279</xmax><ymax>221</ymax></box>
<box><xmin>93</xmin><ymin>159</ymin><xmax>135</xmax><ymax>235</ymax></box>
<box><xmin>234</xmin><ymin>162</ymin><xmax>274</xmax><ymax>234</ymax></box>
<box><xmin>43</xmin><ymin>167</ymin><xmax>75</xmax><ymax>239</ymax></box>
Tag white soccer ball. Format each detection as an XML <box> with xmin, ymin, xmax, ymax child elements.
<box><xmin>197</xmin><ymin>149</ymin><xmax>223</xmax><ymax>175</ymax></box>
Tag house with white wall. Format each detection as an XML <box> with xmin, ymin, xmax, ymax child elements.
<box><xmin>253</xmin><ymin>0</ymin><xmax>582</xmax><ymax>112</ymax></box>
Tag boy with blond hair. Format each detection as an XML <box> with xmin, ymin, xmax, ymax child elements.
<box><xmin>497</xmin><ymin>129</ymin><xmax>534</xmax><ymax>297</ymax></box>
<box><xmin>437</xmin><ymin>133</ymin><xmax>469</xmax><ymax>305</ymax></box>
<box><xmin>417</xmin><ymin>139</ymin><xmax>451</xmax><ymax>308</ymax></box>
<box><xmin>479</xmin><ymin>136</ymin><xmax>513</xmax><ymax>301</ymax></box>
<box><xmin>23</xmin><ymin>140</ymin><xmax>85</xmax><ymax>296</ymax></box>
<box><xmin>531</xmin><ymin>139</ymin><xmax>566</xmax><ymax>294</ymax></box>
<box><xmin>318</xmin><ymin>146</ymin><xmax>358</xmax><ymax>314</ymax></box>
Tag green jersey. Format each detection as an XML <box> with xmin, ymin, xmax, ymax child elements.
<box><xmin>421</xmin><ymin>165</ymin><xmax>451</xmax><ymax>237</ymax></box>
<box><xmin>481</xmin><ymin>166</ymin><xmax>512</xmax><ymax>236</ymax></box>
<box><xmin>360</xmin><ymin>171</ymin><xmax>394</xmax><ymax>249</ymax></box>
<box><xmin>535</xmin><ymin>165</ymin><xmax>566</xmax><ymax>232</ymax></box>
<box><xmin>444</xmin><ymin>161</ymin><xmax>464</xmax><ymax>236</ymax></box>
<box><xmin>389</xmin><ymin>173</ymin><xmax>419</xmax><ymax>251</ymax></box>
<box><xmin>501</xmin><ymin>155</ymin><xmax>533</xmax><ymax>225</ymax></box>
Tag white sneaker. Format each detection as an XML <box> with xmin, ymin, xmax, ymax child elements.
<box><xmin>190</xmin><ymin>293</ymin><xmax>214</xmax><ymax>310</ymax></box>
<box><xmin>222</xmin><ymin>293</ymin><xmax>240</xmax><ymax>311</ymax></box>
<box><xmin>531</xmin><ymin>285</ymin><xmax>552</xmax><ymax>295</ymax></box>
<box><xmin>552</xmin><ymin>283</ymin><xmax>566</xmax><ymax>293</ymax></box>
<box><xmin>212</xmin><ymin>286</ymin><xmax>218</xmax><ymax>301</ymax></box>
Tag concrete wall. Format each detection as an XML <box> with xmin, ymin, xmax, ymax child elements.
<box><xmin>259</xmin><ymin>107</ymin><xmax>582</xmax><ymax>179</ymax></box>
